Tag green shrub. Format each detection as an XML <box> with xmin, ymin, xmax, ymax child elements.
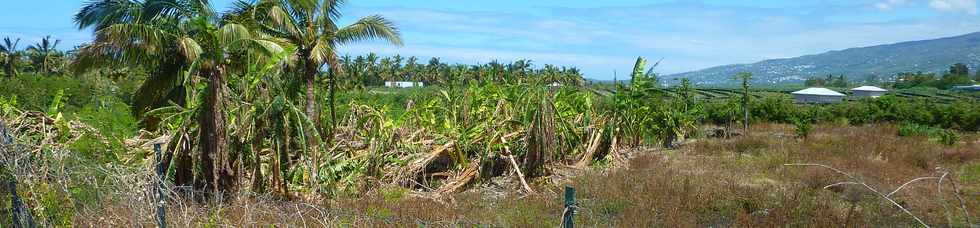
<box><xmin>898</xmin><ymin>123</ymin><xmax>961</xmax><ymax>146</ymax></box>
<box><xmin>793</xmin><ymin>118</ymin><xmax>813</xmax><ymax>139</ymax></box>
<box><xmin>937</xmin><ymin>130</ymin><xmax>959</xmax><ymax>146</ymax></box>
<box><xmin>899</xmin><ymin>123</ymin><xmax>937</xmax><ymax>137</ymax></box>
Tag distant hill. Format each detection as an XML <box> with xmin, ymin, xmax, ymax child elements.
<box><xmin>665</xmin><ymin>32</ymin><xmax>980</xmax><ymax>85</ymax></box>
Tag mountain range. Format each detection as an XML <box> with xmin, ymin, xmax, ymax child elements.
<box><xmin>664</xmin><ymin>32</ymin><xmax>980</xmax><ymax>86</ymax></box>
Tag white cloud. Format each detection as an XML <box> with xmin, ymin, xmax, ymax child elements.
<box><xmin>875</xmin><ymin>0</ymin><xmax>908</xmax><ymax>11</ymax></box>
<box><xmin>929</xmin><ymin>0</ymin><xmax>978</xmax><ymax>14</ymax></box>
<box><xmin>338</xmin><ymin>3</ymin><xmax>980</xmax><ymax>78</ymax></box>
<box><xmin>874</xmin><ymin>0</ymin><xmax>978</xmax><ymax>14</ymax></box>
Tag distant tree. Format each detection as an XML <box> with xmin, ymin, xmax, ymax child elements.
<box><xmin>895</xmin><ymin>71</ymin><xmax>938</xmax><ymax>89</ymax></box>
<box><xmin>941</xmin><ymin>72</ymin><xmax>973</xmax><ymax>89</ymax></box>
<box><xmin>0</xmin><ymin>37</ymin><xmax>21</xmax><ymax>77</ymax></box>
<box><xmin>805</xmin><ymin>77</ymin><xmax>826</xmax><ymax>87</ymax></box>
<box><xmin>734</xmin><ymin>72</ymin><xmax>752</xmax><ymax>134</ymax></box>
<box><xmin>839</xmin><ymin>75</ymin><xmax>847</xmax><ymax>87</ymax></box>
<box><xmin>677</xmin><ymin>78</ymin><xmax>694</xmax><ymax>111</ymax></box>
<box><xmin>936</xmin><ymin>63</ymin><xmax>974</xmax><ymax>89</ymax></box>
<box><xmin>26</xmin><ymin>36</ymin><xmax>62</xmax><ymax>75</ymax></box>
<box><xmin>865</xmin><ymin>74</ymin><xmax>882</xmax><ymax>86</ymax></box>
<box><xmin>949</xmin><ymin>63</ymin><xmax>969</xmax><ymax>76</ymax></box>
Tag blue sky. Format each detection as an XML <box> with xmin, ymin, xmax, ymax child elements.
<box><xmin>2</xmin><ymin>0</ymin><xmax>980</xmax><ymax>79</ymax></box>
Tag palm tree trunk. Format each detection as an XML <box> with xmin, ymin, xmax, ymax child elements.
<box><xmin>305</xmin><ymin>69</ymin><xmax>319</xmax><ymax>129</ymax></box>
<box><xmin>303</xmin><ymin>60</ymin><xmax>322</xmax><ymax>192</ymax></box>
<box><xmin>4</xmin><ymin>62</ymin><xmax>16</xmax><ymax>77</ymax></box>
<box><xmin>277</xmin><ymin>120</ymin><xmax>292</xmax><ymax>198</ymax></box>
<box><xmin>167</xmin><ymin>130</ymin><xmax>194</xmax><ymax>191</ymax></box>
<box><xmin>743</xmin><ymin>101</ymin><xmax>749</xmax><ymax>134</ymax></box>
<box><xmin>250</xmin><ymin>86</ymin><xmax>270</xmax><ymax>193</ymax></box>
<box><xmin>199</xmin><ymin>66</ymin><xmax>236</xmax><ymax>193</ymax></box>
<box><xmin>250</xmin><ymin>117</ymin><xmax>266</xmax><ymax>193</ymax></box>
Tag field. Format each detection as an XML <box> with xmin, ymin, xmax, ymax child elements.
<box><xmin>2</xmin><ymin>1</ymin><xmax>980</xmax><ymax>226</ymax></box>
<box><xmin>58</xmin><ymin>123</ymin><xmax>979</xmax><ymax>227</ymax></box>
<box><xmin>1</xmin><ymin>73</ymin><xmax>978</xmax><ymax>227</ymax></box>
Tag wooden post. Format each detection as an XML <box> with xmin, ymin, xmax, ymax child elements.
<box><xmin>154</xmin><ymin>143</ymin><xmax>167</xmax><ymax>228</ymax></box>
<box><xmin>562</xmin><ymin>186</ymin><xmax>576</xmax><ymax>228</ymax></box>
<box><xmin>7</xmin><ymin>177</ymin><xmax>34</xmax><ymax>228</ymax></box>
<box><xmin>3</xmin><ymin>120</ymin><xmax>34</xmax><ymax>228</ymax></box>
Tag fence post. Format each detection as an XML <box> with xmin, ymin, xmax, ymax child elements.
<box><xmin>8</xmin><ymin>178</ymin><xmax>35</xmax><ymax>228</ymax></box>
<box><xmin>2</xmin><ymin>120</ymin><xmax>34</xmax><ymax>228</ymax></box>
<box><xmin>154</xmin><ymin>143</ymin><xmax>167</xmax><ymax>228</ymax></box>
<box><xmin>562</xmin><ymin>186</ymin><xmax>576</xmax><ymax>228</ymax></box>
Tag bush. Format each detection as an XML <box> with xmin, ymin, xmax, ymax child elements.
<box><xmin>899</xmin><ymin>123</ymin><xmax>938</xmax><ymax>137</ymax></box>
<box><xmin>937</xmin><ymin>130</ymin><xmax>959</xmax><ymax>146</ymax></box>
<box><xmin>898</xmin><ymin>123</ymin><xmax>961</xmax><ymax>146</ymax></box>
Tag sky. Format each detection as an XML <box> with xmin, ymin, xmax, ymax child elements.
<box><xmin>2</xmin><ymin>0</ymin><xmax>980</xmax><ymax>79</ymax></box>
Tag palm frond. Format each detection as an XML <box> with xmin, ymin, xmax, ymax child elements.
<box><xmin>333</xmin><ymin>15</ymin><xmax>403</xmax><ymax>46</ymax></box>
<box><xmin>176</xmin><ymin>36</ymin><xmax>202</xmax><ymax>62</ymax></box>
<box><xmin>220</xmin><ymin>23</ymin><xmax>252</xmax><ymax>45</ymax></box>
<box><xmin>98</xmin><ymin>22</ymin><xmax>178</xmax><ymax>54</ymax></box>
<box><xmin>320</xmin><ymin>0</ymin><xmax>346</xmax><ymax>21</ymax></box>
<box><xmin>75</xmin><ymin>0</ymin><xmax>144</xmax><ymax>30</ymax></box>
<box><xmin>309</xmin><ymin>37</ymin><xmax>331</xmax><ymax>65</ymax></box>
<box><xmin>265</xmin><ymin>4</ymin><xmax>302</xmax><ymax>41</ymax></box>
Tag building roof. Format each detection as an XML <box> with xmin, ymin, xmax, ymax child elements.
<box><xmin>850</xmin><ymin>86</ymin><xmax>888</xmax><ymax>92</ymax></box>
<box><xmin>791</xmin><ymin>87</ymin><xmax>845</xmax><ymax>96</ymax></box>
<box><xmin>952</xmin><ymin>85</ymin><xmax>980</xmax><ymax>91</ymax></box>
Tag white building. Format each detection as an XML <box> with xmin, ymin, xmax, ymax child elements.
<box><xmin>952</xmin><ymin>85</ymin><xmax>980</xmax><ymax>92</ymax></box>
<box><xmin>791</xmin><ymin>88</ymin><xmax>846</xmax><ymax>104</ymax></box>
<box><xmin>850</xmin><ymin>86</ymin><xmax>888</xmax><ymax>98</ymax></box>
<box><xmin>384</xmin><ymin>81</ymin><xmax>424</xmax><ymax>88</ymax></box>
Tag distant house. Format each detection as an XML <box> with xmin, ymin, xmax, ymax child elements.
<box><xmin>548</xmin><ymin>82</ymin><xmax>561</xmax><ymax>87</ymax></box>
<box><xmin>384</xmin><ymin>81</ymin><xmax>424</xmax><ymax>88</ymax></box>
<box><xmin>952</xmin><ymin>85</ymin><xmax>980</xmax><ymax>92</ymax></box>
<box><xmin>791</xmin><ymin>88</ymin><xmax>846</xmax><ymax>104</ymax></box>
<box><xmin>850</xmin><ymin>86</ymin><xmax>888</xmax><ymax>98</ymax></box>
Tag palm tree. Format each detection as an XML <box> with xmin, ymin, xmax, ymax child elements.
<box><xmin>0</xmin><ymin>37</ymin><xmax>21</xmax><ymax>77</ymax></box>
<box><xmin>426</xmin><ymin>57</ymin><xmax>441</xmax><ymax>84</ymax></box>
<box><xmin>75</xmin><ymin>0</ymin><xmax>191</xmax><ymax>131</ymax></box>
<box><xmin>365</xmin><ymin>53</ymin><xmax>379</xmax><ymax>81</ymax></box>
<box><xmin>26</xmin><ymin>36</ymin><xmax>62</xmax><ymax>74</ymax></box>
<box><xmin>75</xmin><ymin>0</ymin><xmax>285</xmax><ymax>193</ymax></box>
<box><xmin>252</xmin><ymin>0</ymin><xmax>402</xmax><ymax>147</ymax></box>
<box><xmin>379</xmin><ymin>56</ymin><xmax>393</xmax><ymax>82</ymax></box>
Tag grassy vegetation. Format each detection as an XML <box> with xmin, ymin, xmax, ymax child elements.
<box><xmin>54</xmin><ymin>124</ymin><xmax>977</xmax><ymax>227</ymax></box>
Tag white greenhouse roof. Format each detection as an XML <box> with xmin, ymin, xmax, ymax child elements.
<box><xmin>850</xmin><ymin>86</ymin><xmax>888</xmax><ymax>92</ymax></box>
<box><xmin>791</xmin><ymin>88</ymin><xmax>845</xmax><ymax>96</ymax></box>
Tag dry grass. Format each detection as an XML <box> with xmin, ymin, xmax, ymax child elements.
<box><xmin>57</xmin><ymin>124</ymin><xmax>980</xmax><ymax>227</ymax></box>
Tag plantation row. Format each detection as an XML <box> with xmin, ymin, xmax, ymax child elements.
<box><xmin>592</xmin><ymin>86</ymin><xmax>980</xmax><ymax>103</ymax></box>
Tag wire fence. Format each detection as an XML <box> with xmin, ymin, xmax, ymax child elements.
<box><xmin>1</xmin><ymin>120</ymin><xmax>37</xmax><ymax>228</ymax></box>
